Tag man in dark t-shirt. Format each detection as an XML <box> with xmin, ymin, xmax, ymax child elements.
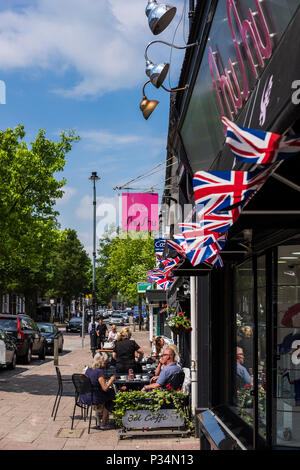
<box><xmin>113</xmin><ymin>338</ymin><xmax>144</xmax><ymax>373</ymax></box>
<box><xmin>96</xmin><ymin>317</ymin><xmax>108</xmax><ymax>349</ymax></box>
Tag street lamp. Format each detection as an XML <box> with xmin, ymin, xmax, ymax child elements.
<box><xmin>89</xmin><ymin>171</ymin><xmax>100</xmax><ymax>356</ymax></box>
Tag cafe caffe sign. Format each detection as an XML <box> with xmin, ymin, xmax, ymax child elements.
<box><xmin>122</xmin><ymin>409</ymin><xmax>184</xmax><ymax>428</ymax></box>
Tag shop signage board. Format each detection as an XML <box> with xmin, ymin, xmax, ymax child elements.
<box><xmin>122</xmin><ymin>193</ymin><xmax>159</xmax><ymax>232</ymax></box>
<box><xmin>137</xmin><ymin>282</ymin><xmax>154</xmax><ymax>293</ymax></box>
<box><xmin>122</xmin><ymin>409</ymin><xmax>184</xmax><ymax>428</ymax></box>
<box><xmin>154</xmin><ymin>238</ymin><xmax>166</xmax><ymax>253</ymax></box>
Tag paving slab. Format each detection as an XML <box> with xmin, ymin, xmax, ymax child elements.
<box><xmin>0</xmin><ymin>327</ymin><xmax>199</xmax><ymax>451</ymax></box>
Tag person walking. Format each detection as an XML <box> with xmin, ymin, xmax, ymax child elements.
<box><xmin>88</xmin><ymin>316</ymin><xmax>99</xmax><ymax>350</ymax></box>
<box><xmin>96</xmin><ymin>316</ymin><xmax>108</xmax><ymax>350</ymax></box>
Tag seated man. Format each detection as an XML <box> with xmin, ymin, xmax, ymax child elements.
<box><xmin>141</xmin><ymin>347</ymin><xmax>182</xmax><ymax>392</ymax></box>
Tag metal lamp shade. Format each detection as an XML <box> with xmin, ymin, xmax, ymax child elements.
<box><xmin>145</xmin><ymin>1</ymin><xmax>176</xmax><ymax>35</ymax></box>
<box><xmin>146</xmin><ymin>60</ymin><xmax>169</xmax><ymax>88</ymax></box>
<box><xmin>139</xmin><ymin>96</ymin><xmax>159</xmax><ymax>120</ymax></box>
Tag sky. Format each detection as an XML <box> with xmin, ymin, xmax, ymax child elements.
<box><xmin>0</xmin><ymin>0</ymin><xmax>189</xmax><ymax>257</ymax></box>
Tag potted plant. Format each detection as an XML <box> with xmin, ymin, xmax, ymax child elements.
<box><xmin>113</xmin><ymin>389</ymin><xmax>194</xmax><ymax>434</ymax></box>
<box><xmin>166</xmin><ymin>311</ymin><xmax>192</xmax><ymax>335</ymax></box>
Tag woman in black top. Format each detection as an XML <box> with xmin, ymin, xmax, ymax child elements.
<box><xmin>112</xmin><ymin>327</ymin><xmax>144</xmax><ymax>373</ymax></box>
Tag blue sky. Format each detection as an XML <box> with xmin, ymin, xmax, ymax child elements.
<box><xmin>0</xmin><ymin>0</ymin><xmax>188</xmax><ymax>256</ymax></box>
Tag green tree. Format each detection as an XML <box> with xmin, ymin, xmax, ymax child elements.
<box><xmin>107</xmin><ymin>233</ymin><xmax>156</xmax><ymax>304</ymax></box>
<box><xmin>95</xmin><ymin>226</ymin><xmax>118</xmax><ymax>306</ymax></box>
<box><xmin>0</xmin><ymin>125</ymin><xmax>80</xmax><ymax>313</ymax></box>
<box><xmin>46</xmin><ymin>229</ymin><xmax>92</xmax><ymax>313</ymax></box>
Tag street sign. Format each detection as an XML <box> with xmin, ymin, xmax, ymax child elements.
<box><xmin>154</xmin><ymin>238</ymin><xmax>166</xmax><ymax>253</ymax></box>
<box><xmin>137</xmin><ymin>282</ymin><xmax>154</xmax><ymax>293</ymax></box>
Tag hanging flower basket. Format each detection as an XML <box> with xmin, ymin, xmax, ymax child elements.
<box><xmin>166</xmin><ymin>311</ymin><xmax>192</xmax><ymax>334</ymax></box>
<box><xmin>159</xmin><ymin>305</ymin><xmax>176</xmax><ymax>315</ymax></box>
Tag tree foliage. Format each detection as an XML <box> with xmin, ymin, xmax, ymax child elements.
<box><xmin>45</xmin><ymin>229</ymin><xmax>92</xmax><ymax>307</ymax></box>
<box><xmin>107</xmin><ymin>233</ymin><xmax>156</xmax><ymax>304</ymax></box>
<box><xmin>0</xmin><ymin>124</ymin><xmax>81</xmax><ymax>306</ymax></box>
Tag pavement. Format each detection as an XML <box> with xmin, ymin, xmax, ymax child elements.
<box><xmin>0</xmin><ymin>326</ymin><xmax>199</xmax><ymax>451</ymax></box>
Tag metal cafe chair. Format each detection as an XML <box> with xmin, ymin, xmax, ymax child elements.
<box><xmin>51</xmin><ymin>366</ymin><xmax>73</xmax><ymax>421</ymax></box>
<box><xmin>71</xmin><ymin>373</ymin><xmax>95</xmax><ymax>434</ymax></box>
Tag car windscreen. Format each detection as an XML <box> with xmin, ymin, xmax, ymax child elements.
<box><xmin>37</xmin><ymin>324</ymin><xmax>54</xmax><ymax>333</ymax></box>
<box><xmin>111</xmin><ymin>315</ymin><xmax>122</xmax><ymax>318</ymax></box>
<box><xmin>69</xmin><ymin>317</ymin><xmax>82</xmax><ymax>323</ymax></box>
<box><xmin>0</xmin><ymin>318</ymin><xmax>18</xmax><ymax>330</ymax></box>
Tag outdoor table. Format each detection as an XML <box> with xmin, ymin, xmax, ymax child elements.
<box><xmin>114</xmin><ymin>373</ymin><xmax>153</xmax><ymax>391</ymax></box>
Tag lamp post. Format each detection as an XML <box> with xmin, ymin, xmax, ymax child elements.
<box><xmin>89</xmin><ymin>171</ymin><xmax>100</xmax><ymax>357</ymax></box>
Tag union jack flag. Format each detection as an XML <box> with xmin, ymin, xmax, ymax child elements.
<box><xmin>185</xmin><ymin>240</ymin><xmax>221</xmax><ymax>266</ymax></box>
<box><xmin>156</xmin><ymin>277</ymin><xmax>174</xmax><ymax>291</ymax></box>
<box><xmin>160</xmin><ymin>256</ymin><xmax>182</xmax><ymax>273</ymax></box>
<box><xmin>193</xmin><ymin>167</ymin><xmax>273</xmax><ymax>214</ymax></box>
<box><xmin>166</xmin><ymin>238</ymin><xmax>187</xmax><ymax>256</ymax></box>
<box><xmin>222</xmin><ymin>116</ymin><xmax>300</xmax><ymax>164</ymax></box>
<box><xmin>205</xmin><ymin>253</ymin><xmax>224</xmax><ymax>268</ymax></box>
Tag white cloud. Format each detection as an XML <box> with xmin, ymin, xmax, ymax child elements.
<box><xmin>55</xmin><ymin>186</ymin><xmax>77</xmax><ymax>205</ymax></box>
<box><xmin>0</xmin><ymin>0</ymin><xmax>186</xmax><ymax>98</ymax></box>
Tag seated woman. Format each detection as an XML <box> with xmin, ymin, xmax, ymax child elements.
<box><xmin>112</xmin><ymin>327</ymin><xmax>144</xmax><ymax>374</ymax></box>
<box><xmin>79</xmin><ymin>352</ymin><xmax>116</xmax><ymax>430</ymax></box>
<box><xmin>107</xmin><ymin>325</ymin><xmax>118</xmax><ymax>346</ymax></box>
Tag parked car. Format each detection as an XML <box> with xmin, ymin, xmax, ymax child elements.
<box><xmin>66</xmin><ymin>316</ymin><xmax>88</xmax><ymax>333</ymax></box>
<box><xmin>0</xmin><ymin>314</ymin><xmax>46</xmax><ymax>364</ymax></box>
<box><xmin>109</xmin><ymin>313</ymin><xmax>124</xmax><ymax>326</ymax></box>
<box><xmin>102</xmin><ymin>310</ymin><xmax>110</xmax><ymax>319</ymax></box>
<box><xmin>0</xmin><ymin>327</ymin><xmax>17</xmax><ymax>369</ymax></box>
<box><xmin>120</xmin><ymin>311</ymin><xmax>129</xmax><ymax>323</ymax></box>
<box><xmin>37</xmin><ymin>322</ymin><xmax>64</xmax><ymax>355</ymax></box>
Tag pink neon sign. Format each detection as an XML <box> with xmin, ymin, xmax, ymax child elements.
<box><xmin>122</xmin><ymin>193</ymin><xmax>159</xmax><ymax>231</ymax></box>
<box><xmin>209</xmin><ymin>0</ymin><xmax>272</xmax><ymax>124</ymax></box>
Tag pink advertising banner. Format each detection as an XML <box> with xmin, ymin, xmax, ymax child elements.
<box><xmin>122</xmin><ymin>193</ymin><xmax>159</xmax><ymax>231</ymax></box>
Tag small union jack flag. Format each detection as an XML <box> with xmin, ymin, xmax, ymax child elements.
<box><xmin>205</xmin><ymin>253</ymin><xmax>224</xmax><ymax>267</ymax></box>
<box><xmin>193</xmin><ymin>167</ymin><xmax>273</xmax><ymax>214</ymax></box>
<box><xmin>156</xmin><ymin>277</ymin><xmax>174</xmax><ymax>291</ymax></box>
<box><xmin>222</xmin><ymin>116</ymin><xmax>300</xmax><ymax>164</ymax></box>
<box><xmin>166</xmin><ymin>238</ymin><xmax>187</xmax><ymax>256</ymax></box>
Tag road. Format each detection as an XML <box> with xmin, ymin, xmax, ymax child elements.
<box><xmin>0</xmin><ymin>325</ymin><xmax>199</xmax><ymax>451</ymax></box>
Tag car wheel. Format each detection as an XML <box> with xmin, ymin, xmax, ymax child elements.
<box><xmin>7</xmin><ymin>352</ymin><xmax>17</xmax><ymax>370</ymax></box>
<box><xmin>39</xmin><ymin>344</ymin><xmax>46</xmax><ymax>360</ymax></box>
<box><xmin>24</xmin><ymin>346</ymin><xmax>32</xmax><ymax>364</ymax></box>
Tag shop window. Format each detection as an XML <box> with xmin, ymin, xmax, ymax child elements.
<box><xmin>234</xmin><ymin>260</ymin><xmax>254</xmax><ymax>428</ymax></box>
<box><xmin>276</xmin><ymin>243</ymin><xmax>300</xmax><ymax>447</ymax></box>
<box><xmin>257</xmin><ymin>256</ymin><xmax>267</xmax><ymax>440</ymax></box>
<box><xmin>234</xmin><ymin>256</ymin><xmax>267</xmax><ymax>438</ymax></box>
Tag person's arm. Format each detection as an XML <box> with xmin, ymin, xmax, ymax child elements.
<box><xmin>141</xmin><ymin>381</ymin><xmax>161</xmax><ymax>392</ymax></box>
<box><xmin>154</xmin><ymin>360</ymin><xmax>163</xmax><ymax>377</ymax></box>
<box><xmin>136</xmin><ymin>347</ymin><xmax>144</xmax><ymax>361</ymax></box>
<box><xmin>98</xmin><ymin>374</ymin><xmax>116</xmax><ymax>392</ymax></box>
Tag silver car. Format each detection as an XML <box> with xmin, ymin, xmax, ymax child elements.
<box><xmin>109</xmin><ymin>314</ymin><xmax>124</xmax><ymax>326</ymax></box>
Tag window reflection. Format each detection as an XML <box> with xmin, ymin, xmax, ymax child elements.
<box><xmin>276</xmin><ymin>243</ymin><xmax>300</xmax><ymax>447</ymax></box>
<box><xmin>234</xmin><ymin>260</ymin><xmax>254</xmax><ymax>429</ymax></box>
<box><xmin>234</xmin><ymin>257</ymin><xmax>267</xmax><ymax>437</ymax></box>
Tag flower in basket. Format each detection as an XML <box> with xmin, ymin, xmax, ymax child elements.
<box><xmin>159</xmin><ymin>305</ymin><xmax>176</xmax><ymax>315</ymax></box>
<box><xmin>166</xmin><ymin>311</ymin><xmax>192</xmax><ymax>332</ymax></box>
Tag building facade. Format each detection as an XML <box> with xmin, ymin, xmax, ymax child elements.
<box><xmin>162</xmin><ymin>0</ymin><xmax>300</xmax><ymax>450</ymax></box>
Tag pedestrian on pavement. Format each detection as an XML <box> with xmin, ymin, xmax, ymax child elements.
<box><xmin>112</xmin><ymin>327</ymin><xmax>144</xmax><ymax>373</ymax></box>
<box><xmin>88</xmin><ymin>316</ymin><xmax>99</xmax><ymax>350</ymax></box>
<box><xmin>96</xmin><ymin>316</ymin><xmax>108</xmax><ymax>350</ymax></box>
<box><xmin>79</xmin><ymin>352</ymin><xmax>116</xmax><ymax>430</ymax></box>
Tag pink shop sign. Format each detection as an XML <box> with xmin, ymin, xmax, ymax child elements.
<box><xmin>122</xmin><ymin>193</ymin><xmax>159</xmax><ymax>232</ymax></box>
<box><xmin>209</xmin><ymin>0</ymin><xmax>273</xmax><ymax>125</ymax></box>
